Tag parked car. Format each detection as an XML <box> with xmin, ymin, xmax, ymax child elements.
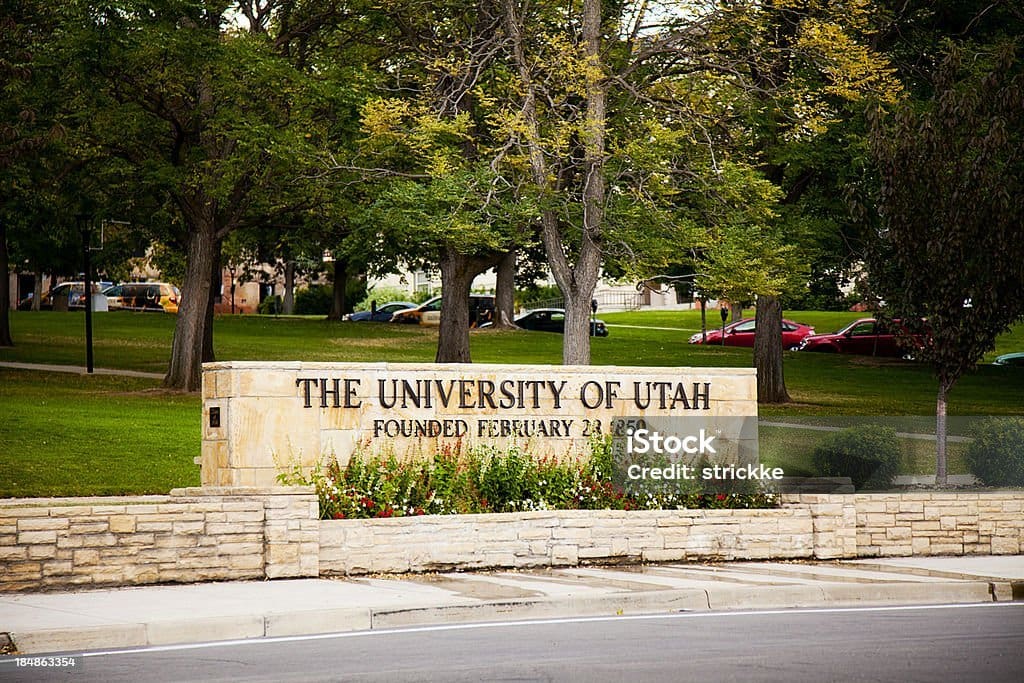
<box><xmin>105</xmin><ymin>282</ymin><xmax>181</xmax><ymax>313</ymax></box>
<box><xmin>502</xmin><ymin>308</ymin><xmax>609</xmax><ymax>337</ymax></box>
<box><xmin>689</xmin><ymin>318</ymin><xmax>815</xmax><ymax>349</ymax></box>
<box><xmin>796</xmin><ymin>317</ymin><xmax>925</xmax><ymax>356</ymax></box>
<box><xmin>19</xmin><ymin>281</ymin><xmax>112</xmax><ymax>310</ymax></box>
<box><xmin>343</xmin><ymin>301</ymin><xmax>417</xmax><ymax>322</ymax></box>
<box><xmin>993</xmin><ymin>352</ymin><xmax>1024</xmax><ymax>367</ymax></box>
<box><xmin>390</xmin><ymin>295</ymin><xmax>495</xmax><ymax>327</ymax></box>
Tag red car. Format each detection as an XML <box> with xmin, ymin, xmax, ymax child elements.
<box><xmin>796</xmin><ymin>318</ymin><xmax>925</xmax><ymax>357</ymax></box>
<box><xmin>689</xmin><ymin>318</ymin><xmax>816</xmax><ymax>349</ymax></box>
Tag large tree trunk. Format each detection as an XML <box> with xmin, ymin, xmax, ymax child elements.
<box><xmin>436</xmin><ymin>250</ymin><xmax>475</xmax><ymax>363</ymax></box>
<box><xmin>935</xmin><ymin>379</ymin><xmax>952</xmax><ymax>487</ymax></box>
<box><xmin>571</xmin><ymin>0</ymin><xmax>606</xmax><ymax>367</ymax></box>
<box><xmin>165</xmin><ymin>225</ymin><xmax>218</xmax><ymax>391</ymax></box>
<box><xmin>504</xmin><ymin>0</ymin><xmax>603</xmax><ymax>367</ymax></box>
<box><xmin>283</xmin><ymin>260</ymin><xmax>295</xmax><ymax>315</ymax></box>
<box><xmin>492</xmin><ymin>249</ymin><xmax>517</xmax><ymax>328</ymax></box>
<box><xmin>327</xmin><ymin>258</ymin><xmax>347</xmax><ymax>321</ymax></box>
<box><xmin>32</xmin><ymin>269</ymin><xmax>42</xmax><ymax>311</ymax></box>
<box><xmin>0</xmin><ymin>221</ymin><xmax>13</xmax><ymax>347</ymax></box>
<box><xmin>754</xmin><ymin>295</ymin><xmax>790</xmax><ymax>403</ymax></box>
<box><xmin>730</xmin><ymin>302</ymin><xmax>743</xmax><ymax>323</ymax></box>
<box><xmin>699</xmin><ymin>296</ymin><xmax>708</xmax><ymax>343</ymax></box>
<box><xmin>202</xmin><ymin>243</ymin><xmax>221</xmax><ymax>363</ymax></box>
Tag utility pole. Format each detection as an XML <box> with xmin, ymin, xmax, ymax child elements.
<box><xmin>77</xmin><ymin>214</ymin><xmax>94</xmax><ymax>373</ymax></box>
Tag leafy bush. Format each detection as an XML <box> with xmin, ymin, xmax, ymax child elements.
<box><xmin>811</xmin><ymin>425</ymin><xmax>900</xmax><ymax>490</ymax></box>
<box><xmin>258</xmin><ymin>295</ymin><xmax>283</xmax><ymax>315</ymax></box>
<box><xmin>293</xmin><ymin>278</ymin><xmax>368</xmax><ymax>316</ymax></box>
<box><xmin>294</xmin><ymin>285</ymin><xmax>332</xmax><ymax>315</ymax></box>
<box><xmin>279</xmin><ymin>441</ymin><xmax>777</xmax><ymax>519</ymax></box>
<box><xmin>965</xmin><ymin>417</ymin><xmax>1024</xmax><ymax>487</ymax></box>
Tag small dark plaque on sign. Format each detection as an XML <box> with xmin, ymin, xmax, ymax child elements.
<box><xmin>209</xmin><ymin>407</ymin><xmax>221</xmax><ymax>428</ymax></box>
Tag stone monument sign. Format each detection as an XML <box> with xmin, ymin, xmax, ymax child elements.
<box><xmin>200</xmin><ymin>361</ymin><xmax>757</xmax><ymax>487</ymax></box>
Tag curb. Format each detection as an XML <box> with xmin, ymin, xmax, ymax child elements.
<box><xmin>5</xmin><ymin>580</ymin><xmax>1012</xmax><ymax>655</ymax></box>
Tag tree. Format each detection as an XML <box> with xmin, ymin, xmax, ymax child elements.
<box><xmin>868</xmin><ymin>42</ymin><xmax>1024</xmax><ymax>485</ymax></box>
<box><xmin>61</xmin><ymin>1</ymin><xmax>337</xmax><ymax>390</ymax></box>
<box><xmin>500</xmin><ymin>0</ymin><xmax>901</xmax><ymax>372</ymax></box>
<box><xmin>1</xmin><ymin>0</ymin><xmax>62</xmax><ymax>346</ymax></box>
<box><xmin>346</xmin><ymin>0</ymin><xmax>522</xmax><ymax>362</ymax></box>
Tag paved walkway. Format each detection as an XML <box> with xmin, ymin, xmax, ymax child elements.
<box><xmin>3</xmin><ymin>556</ymin><xmax>1020</xmax><ymax>654</ymax></box>
<box><xmin>0</xmin><ymin>361</ymin><xmax>164</xmax><ymax>380</ymax></box>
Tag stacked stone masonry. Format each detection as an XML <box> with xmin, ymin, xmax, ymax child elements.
<box><xmin>319</xmin><ymin>508</ymin><xmax>814</xmax><ymax>575</ymax></box>
<box><xmin>0</xmin><ymin>487</ymin><xmax>317</xmax><ymax>592</ymax></box>
<box><xmin>1</xmin><ymin>490</ymin><xmax>1021</xmax><ymax>591</ymax></box>
<box><xmin>849</xmin><ymin>492</ymin><xmax>1024</xmax><ymax>557</ymax></box>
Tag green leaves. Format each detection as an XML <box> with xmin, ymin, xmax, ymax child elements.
<box><xmin>869</xmin><ymin>40</ymin><xmax>1024</xmax><ymax>387</ymax></box>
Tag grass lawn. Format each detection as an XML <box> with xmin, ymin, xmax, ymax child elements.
<box><xmin>0</xmin><ymin>370</ymin><xmax>199</xmax><ymax>497</ymax></box>
<box><xmin>1</xmin><ymin>309</ymin><xmax>1021</xmax><ymax>496</ymax></box>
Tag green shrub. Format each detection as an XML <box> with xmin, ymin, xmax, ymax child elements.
<box><xmin>811</xmin><ymin>425</ymin><xmax>900</xmax><ymax>490</ymax></box>
<box><xmin>294</xmin><ymin>285</ymin><xmax>332</xmax><ymax>315</ymax></box>
<box><xmin>258</xmin><ymin>295</ymin><xmax>283</xmax><ymax>315</ymax></box>
<box><xmin>965</xmin><ymin>417</ymin><xmax>1024</xmax><ymax>487</ymax></box>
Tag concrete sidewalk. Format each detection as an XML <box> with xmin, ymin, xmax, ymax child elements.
<box><xmin>0</xmin><ymin>361</ymin><xmax>164</xmax><ymax>379</ymax></box>
<box><xmin>3</xmin><ymin>556</ymin><xmax>1021</xmax><ymax>654</ymax></box>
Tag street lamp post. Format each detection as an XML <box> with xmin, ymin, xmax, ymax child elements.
<box><xmin>77</xmin><ymin>214</ymin><xmax>94</xmax><ymax>373</ymax></box>
<box><xmin>228</xmin><ymin>264</ymin><xmax>237</xmax><ymax>315</ymax></box>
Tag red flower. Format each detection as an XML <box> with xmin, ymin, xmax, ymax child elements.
<box><xmin>361</xmin><ymin>497</ymin><xmax>374</xmax><ymax>508</ymax></box>
<box><xmin>333</xmin><ymin>511</ymin><xmax>346</xmax><ymax>519</ymax></box>
<box><xmin>716</xmin><ymin>494</ymin><xmax>727</xmax><ymax>502</ymax></box>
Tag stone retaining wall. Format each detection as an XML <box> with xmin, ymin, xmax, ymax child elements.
<box><xmin>1</xmin><ymin>490</ymin><xmax>1022</xmax><ymax>590</ymax></box>
<box><xmin>0</xmin><ymin>487</ymin><xmax>317</xmax><ymax>591</ymax></box>
<box><xmin>319</xmin><ymin>508</ymin><xmax>814</xmax><ymax>575</ymax></box>
<box><xmin>851</xmin><ymin>493</ymin><xmax>1024</xmax><ymax>557</ymax></box>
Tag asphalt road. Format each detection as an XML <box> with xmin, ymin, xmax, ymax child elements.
<box><xmin>4</xmin><ymin>604</ymin><xmax>1023</xmax><ymax>683</ymax></box>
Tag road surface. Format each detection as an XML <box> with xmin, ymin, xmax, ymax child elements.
<box><xmin>3</xmin><ymin>603</ymin><xmax>1022</xmax><ymax>682</ymax></box>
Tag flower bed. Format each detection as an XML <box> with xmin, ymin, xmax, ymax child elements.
<box><xmin>278</xmin><ymin>442</ymin><xmax>777</xmax><ymax>519</ymax></box>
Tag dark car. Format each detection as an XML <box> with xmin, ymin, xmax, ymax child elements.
<box><xmin>105</xmin><ymin>282</ymin><xmax>181</xmax><ymax>313</ymax></box>
<box><xmin>689</xmin><ymin>318</ymin><xmax>815</xmax><ymax>350</ymax></box>
<box><xmin>391</xmin><ymin>294</ymin><xmax>496</xmax><ymax>327</ymax></box>
<box><xmin>511</xmin><ymin>308</ymin><xmax>609</xmax><ymax>337</ymax></box>
<box><xmin>343</xmin><ymin>301</ymin><xmax>417</xmax><ymax>322</ymax></box>
<box><xmin>797</xmin><ymin>317</ymin><xmax>925</xmax><ymax>357</ymax></box>
<box><xmin>993</xmin><ymin>352</ymin><xmax>1024</xmax><ymax>367</ymax></box>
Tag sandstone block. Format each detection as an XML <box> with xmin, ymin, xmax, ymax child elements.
<box><xmin>41</xmin><ymin>560</ymin><xmax>73</xmax><ymax>576</ymax></box>
<box><xmin>108</xmin><ymin>516</ymin><xmax>137</xmax><ymax>534</ymax></box>
<box><xmin>17</xmin><ymin>530</ymin><xmax>56</xmax><ymax>544</ymax></box>
<box><xmin>17</xmin><ymin>517</ymin><xmax>69</xmax><ymax>531</ymax></box>
<box><xmin>550</xmin><ymin>545</ymin><xmax>579</xmax><ymax>565</ymax></box>
<box><xmin>991</xmin><ymin>536</ymin><xmax>1021</xmax><ymax>554</ymax></box>
<box><xmin>27</xmin><ymin>544</ymin><xmax>57</xmax><ymax>559</ymax></box>
<box><xmin>0</xmin><ymin>545</ymin><xmax>27</xmax><ymax>560</ymax></box>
